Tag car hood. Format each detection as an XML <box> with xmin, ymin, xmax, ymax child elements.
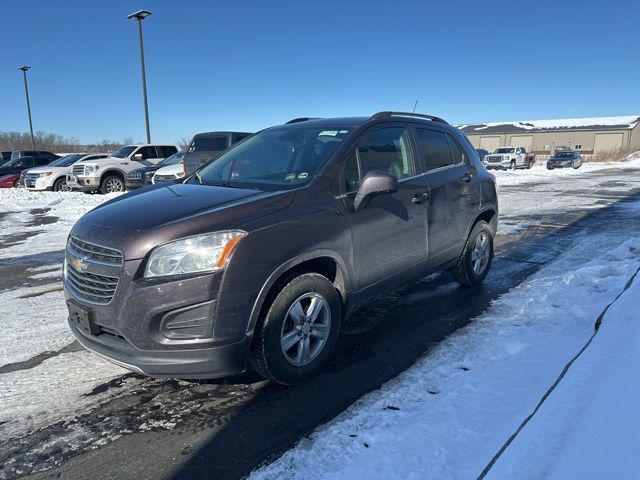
<box><xmin>72</xmin><ymin>182</ymin><xmax>295</xmax><ymax>260</ymax></box>
<box><xmin>128</xmin><ymin>165</ymin><xmax>159</xmax><ymax>174</ymax></box>
<box><xmin>155</xmin><ymin>164</ymin><xmax>183</xmax><ymax>175</ymax></box>
<box><xmin>26</xmin><ymin>166</ymin><xmax>71</xmax><ymax>174</ymax></box>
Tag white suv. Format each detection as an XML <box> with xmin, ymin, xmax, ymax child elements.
<box><xmin>25</xmin><ymin>153</ymin><xmax>109</xmax><ymax>191</ymax></box>
<box><xmin>69</xmin><ymin>144</ymin><xmax>180</xmax><ymax>193</ymax></box>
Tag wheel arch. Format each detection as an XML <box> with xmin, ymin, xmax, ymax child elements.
<box><xmin>100</xmin><ymin>168</ymin><xmax>127</xmax><ymax>182</ymax></box>
<box><xmin>246</xmin><ymin>250</ymin><xmax>352</xmax><ymax>336</ymax></box>
<box><xmin>466</xmin><ymin>207</ymin><xmax>498</xmax><ymax>239</ymax></box>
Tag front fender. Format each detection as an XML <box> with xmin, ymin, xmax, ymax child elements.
<box><xmin>245</xmin><ymin>249</ymin><xmax>353</xmax><ymax>335</ymax></box>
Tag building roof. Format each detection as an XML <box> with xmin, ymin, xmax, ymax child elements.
<box><xmin>458</xmin><ymin>115</ymin><xmax>640</xmax><ymax>135</ymax></box>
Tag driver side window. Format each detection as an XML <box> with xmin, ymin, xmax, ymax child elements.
<box><xmin>344</xmin><ymin>127</ymin><xmax>413</xmax><ymax>193</ymax></box>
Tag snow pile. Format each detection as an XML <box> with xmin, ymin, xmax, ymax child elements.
<box><xmin>0</xmin><ymin>189</ymin><xmax>121</xmax><ymax>260</ymax></box>
<box><xmin>486</xmin><ymin>272</ymin><xmax>640</xmax><ymax>479</ymax></box>
<box><xmin>250</xmin><ymin>224</ymin><xmax>640</xmax><ymax>479</ymax></box>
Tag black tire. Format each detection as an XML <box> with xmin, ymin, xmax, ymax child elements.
<box><xmin>52</xmin><ymin>177</ymin><xmax>67</xmax><ymax>192</ymax></box>
<box><xmin>250</xmin><ymin>273</ymin><xmax>341</xmax><ymax>385</ymax></box>
<box><xmin>452</xmin><ymin>220</ymin><xmax>494</xmax><ymax>287</ymax></box>
<box><xmin>510</xmin><ymin>160</ymin><xmax>517</xmax><ymax>170</ymax></box>
<box><xmin>100</xmin><ymin>174</ymin><xmax>125</xmax><ymax>194</ymax></box>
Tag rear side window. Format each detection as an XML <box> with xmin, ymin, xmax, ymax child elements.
<box><xmin>157</xmin><ymin>146</ymin><xmax>178</xmax><ymax>157</ymax></box>
<box><xmin>415</xmin><ymin>128</ymin><xmax>455</xmax><ymax>171</ymax></box>
<box><xmin>445</xmin><ymin>133</ymin><xmax>466</xmax><ymax>164</ymax></box>
<box><xmin>344</xmin><ymin>127</ymin><xmax>414</xmax><ymax>193</ymax></box>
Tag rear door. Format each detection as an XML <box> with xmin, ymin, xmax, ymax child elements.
<box><xmin>341</xmin><ymin>124</ymin><xmax>429</xmax><ymax>290</ymax></box>
<box><xmin>413</xmin><ymin>127</ymin><xmax>477</xmax><ymax>267</ymax></box>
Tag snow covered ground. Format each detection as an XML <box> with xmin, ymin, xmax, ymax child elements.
<box><xmin>1</xmin><ymin>156</ymin><xmax>640</xmax><ymax>478</ymax></box>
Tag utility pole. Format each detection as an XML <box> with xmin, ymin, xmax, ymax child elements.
<box><xmin>19</xmin><ymin>66</ymin><xmax>35</xmax><ymax>149</ymax></box>
<box><xmin>127</xmin><ymin>10</ymin><xmax>152</xmax><ymax>143</ymax></box>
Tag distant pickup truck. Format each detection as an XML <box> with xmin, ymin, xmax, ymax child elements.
<box><xmin>483</xmin><ymin>146</ymin><xmax>535</xmax><ymax>170</ymax></box>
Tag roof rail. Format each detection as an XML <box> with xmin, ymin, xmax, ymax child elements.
<box><xmin>370</xmin><ymin>111</ymin><xmax>449</xmax><ymax>125</ymax></box>
<box><xmin>285</xmin><ymin>117</ymin><xmax>321</xmax><ymax>124</ymax></box>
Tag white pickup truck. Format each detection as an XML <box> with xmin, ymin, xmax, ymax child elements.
<box><xmin>68</xmin><ymin>144</ymin><xmax>179</xmax><ymax>193</ymax></box>
<box><xmin>483</xmin><ymin>146</ymin><xmax>535</xmax><ymax>170</ymax></box>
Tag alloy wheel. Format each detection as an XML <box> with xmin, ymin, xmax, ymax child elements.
<box><xmin>471</xmin><ymin>232</ymin><xmax>490</xmax><ymax>275</ymax></box>
<box><xmin>105</xmin><ymin>178</ymin><xmax>124</xmax><ymax>193</ymax></box>
<box><xmin>280</xmin><ymin>292</ymin><xmax>331</xmax><ymax>367</ymax></box>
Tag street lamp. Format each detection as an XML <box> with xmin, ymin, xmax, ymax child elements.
<box><xmin>127</xmin><ymin>9</ymin><xmax>152</xmax><ymax>143</ymax></box>
<box><xmin>18</xmin><ymin>66</ymin><xmax>35</xmax><ymax>149</ymax></box>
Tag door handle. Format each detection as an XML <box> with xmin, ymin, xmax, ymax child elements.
<box><xmin>459</xmin><ymin>172</ymin><xmax>473</xmax><ymax>183</ymax></box>
<box><xmin>412</xmin><ymin>192</ymin><xmax>428</xmax><ymax>204</ymax></box>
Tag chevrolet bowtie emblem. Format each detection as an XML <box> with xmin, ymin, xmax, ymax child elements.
<box><xmin>71</xmin><ymin>256</ymin><xmax>89</xmax><ymax>272</ymax></box>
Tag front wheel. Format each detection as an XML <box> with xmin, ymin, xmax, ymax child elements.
<box><xmin>250</xmin><ymin>273</ymin><xmax>341</xmax><ymax>385</ymax></box>
<box><xmin>52</xmin><ymin>177</ymin><xmax>67</xmax><ymax>192</ymax></box>
<box><xmin>510</xmin><ymin>160</ymin><xmax>517</xmax><ymax>170</ymax></box>
<box><xmin>452</xmin><ymin>220</ymin><xmax>494</xmax><ymax>287</ymax></box>
<box><xmin>100</xmin><ymin>175</ymin><xmax>125</xmax><ymax>194</ymax></box>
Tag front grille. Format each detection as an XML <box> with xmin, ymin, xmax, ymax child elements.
<box><xmin>154</xmin><ymin>174</ymin><xmax>175</xmax><ymax>182</ymax></box>
<box><xmin>68</xmin><ymin>236</ymin><xmax>123</xmax><ymax>266</ymax></box>
<box><xmin>66</xmin><ymin>263</ymin><xmax>119</xmax><ymax>304</ymax></box>
<box><xmin>488</xmin><ymin>156</ymin><xmax>503</xmax><ymax>163</ymax></box>
<box><xmin>73</xmin><ymin>165</ymin><xmax>85</xmax><ymax>175</ymax></box>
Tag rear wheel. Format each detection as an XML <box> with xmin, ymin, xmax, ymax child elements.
<box><xmin>52</xmin><ymin>177</ymin><xmax>67</xmax><ymax>192</ymax></box>
<box><xmin>452</xmin><ymin>220</ymin><xmax>494</xmax><ymax>287</ymax></box>
<box><xmin>100</xmin><ymin>174</ymin><xmax>125</xmax><ymax>194</ymax></box>
<box><xmin>250</xmin><ymin>273</ymin><xmax>341</xmax><ymax>385</ymax></box>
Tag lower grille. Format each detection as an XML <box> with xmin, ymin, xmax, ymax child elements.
<box><xmin>154</xmin><ymin>174</ymin><xmax>176</xmax><ymax>182</ymax></box>
<box><xmin>66</xmin><ymin>264</ymin><xmax>119</xmax><ymax>304</ymax></box>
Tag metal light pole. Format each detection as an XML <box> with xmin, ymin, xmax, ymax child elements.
<box><xmin>18</xmin><ymin>66</ymin><xmax>35</xmax><ymax>149</ymax></box>
<box><xmin>127</xmin><ymin>10</ymin><xmax>152</xmax><ymax>143</ymax></box>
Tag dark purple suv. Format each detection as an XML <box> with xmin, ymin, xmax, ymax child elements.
<box><xmin>64</xmin><ymin>112</ymin><xmax>498</xmax><ymax>385</ymax></box>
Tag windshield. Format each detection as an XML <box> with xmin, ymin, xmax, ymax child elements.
<box><xmin>554</xmin><ymin>151</ymin><xmax>574</xmax><ymax>158</ymax></box>
<box><xmin>160</xmin><ymin>151</ymin><xmax>185</xmax><ymax>166</ymax></box>
<box><xmin>111</xmin><ymin>146</ymin><xmax>136</xmax><ymax>158</ymax></box>
<box><xmin>195</xmin><ymin>126</ymin><xmax>353</xmax><ymax>190</ymax></box>
<box><xmin>49</xmin><ymin>154</ymin><xmax>85</xmax><ymax>167</ymax></box>
<box><xmin>494</xmin><ymin>148</ymin><xmax>515</xmax><ymax>154</ymax></box>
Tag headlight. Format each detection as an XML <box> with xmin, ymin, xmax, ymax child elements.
<box><xmin>144</xmin><ymin>230</ymin><xmax>246</xmax><ymax>278</ymax></box>
<box><xmin>84</xmin><ymin>165</ymin><xmax>98</xmax><ymax>174</ymax></box>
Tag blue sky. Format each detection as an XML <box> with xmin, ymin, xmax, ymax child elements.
<box><xmin>2</xmin><ymin>0</ymin><xmax>639</xmax><ymax>144</ymax></box>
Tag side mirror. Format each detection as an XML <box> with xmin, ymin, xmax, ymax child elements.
<box><xmin>354</xmin><ymin>171</ymin><xmax>398</xmax><ymax>210</ymax></box>
<box><xmin>132</xmin><ymin>153</ymin><xmax>143</xmax><ymax>161</ymax></box>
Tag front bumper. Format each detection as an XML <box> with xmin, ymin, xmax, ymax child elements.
<box><xmin>63</xmin><ymin>246</ymin><xmax>254</xmax><ymax>378</ymax></box>
<box><xmin>69</xmin><ymin>319</ymin><xmax>251</xmax><ymax>378</ymax></box>
<box><xmin>547</xmin><ymin>161</ymin><xmax>572</xmax><ymax>169</ymax></box>
<box><xmin>68</xmin><ymin>175</ymin><xmax>100</xmax><ymax>191</ymax></box>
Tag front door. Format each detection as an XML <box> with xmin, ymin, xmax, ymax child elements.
<box><xmin>341</xmin><ymin>125</ymin><xmax>429</xmax><ymax>290</ymax></box>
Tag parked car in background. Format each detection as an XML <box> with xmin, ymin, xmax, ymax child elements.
<box><xmin>125</xmin><ymin>151</ymin><xmax>184</xmax><ymax>190</ymax></box>
<box><xmin>182</xmin><ymin>131</ymin><xmax>252</xmax><ymax>176</ymax></box>
<box><xmin>475</xmin><ymin>148</ymin><xmax>489</xmax><ymax>161</ymax></box>
<box><xmin>1</xmin><ymin>152</ymin><xmax>12</xmax><ymax>165</ymax></box>
<box><xmin>0</xmin><ymin>173</ymin><xmax>22</xmax><ymax>188</ymax></box>
<box><xmin>64</xmin><ymin>111</ymin><xmax>498</xmax><ymax>385</ymax></box>
<box><xmin>152</xmin><ymin>162</ymin><xmax>184</xmax><ymax>184</ymax></box>
<box><xmin>547</xmin><ymin>150</ymin><xmax>582</xmax><ymax>170</ymax></box>
<box><xmin>483</xmin><ymin>146</ymin><xmax>535</xmax><ymax>170</ymax></box>
<box><xmin>11</xmin><ymin>150</ymin><xmax>60</xmax><ymax>162</ymax></box>
<box><xmin>0</xmin><ymin>156</ymin><xmax>53</xmax><ymax>179</ymax></box>
<box><xmin>69</xmin><ymin>144</ymin><xmax>180</xmax><ymax>194</ymax></box>
<box><xmin>24</xmin><ymin>153</ymin><xmax>109</xmax><ymax>191</ymax></box>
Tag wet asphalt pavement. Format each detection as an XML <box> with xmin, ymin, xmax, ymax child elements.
<box><xmin>2</xmin><ymin>168</ymin><xmax>640</xmax><ymax>480</ymax></box>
